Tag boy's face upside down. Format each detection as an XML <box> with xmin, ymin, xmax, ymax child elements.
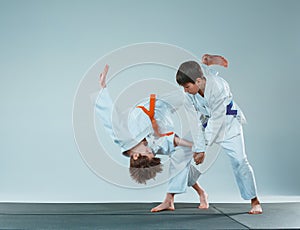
<box><xmin>129</xmin><ymin>139</ymin><xmax>155</xmax><ymax>160</ymax></box>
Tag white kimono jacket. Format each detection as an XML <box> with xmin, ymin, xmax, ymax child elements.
<box><xmin>95</xmin><ymin>88</ymin><xmax>179</xmax><ymax>154</ymax></box>
<box><xmin>187</xmin><ymin>64</ymin><xmax>246</xmax><ymax>152</ymax></box>
<box><xmin>95</xmin><ymin>88</ymin><xmax>200</xmax><ymax>193</ymax></box>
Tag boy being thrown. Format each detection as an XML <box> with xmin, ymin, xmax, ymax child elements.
<box><xmin>96</xmin><ymin>62</ymin><xmax>213</xmax><ymax>212</ymax></box>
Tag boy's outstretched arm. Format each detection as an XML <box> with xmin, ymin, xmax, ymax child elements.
<box><xmin>95</xmin><ymin>64</ymin><xmax>123</xmax><ymax>147</ymax></box>
<box><xmin>173</xmin><ymin>135</ymin><xmax>193</xmax><ymax>148</ymax></box>
<box><xmin>173</xmin><ymin>135</ymin><xmax>205</xmax><ymax>164</ymax></box>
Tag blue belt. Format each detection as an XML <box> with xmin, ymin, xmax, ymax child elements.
<box><xmin>226</xmin><ymin>101</ymin><xmax>237</xmax><ymax>116</ymax></box>
<box><xmin>202</xmin><ymin>101</ymin><xmax>237</xmax><ymax>129</ymax></box>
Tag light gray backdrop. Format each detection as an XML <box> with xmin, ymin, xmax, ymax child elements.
<box><xmin>0</xmin><ymin>0</ymin><xmax>299</xmax><ymax>202</ymax></box>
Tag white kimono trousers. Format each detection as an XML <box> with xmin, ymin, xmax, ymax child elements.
<box><xmin>187</xmin><ymin>65</ymin><xmax>258</xmax><ymax>200</ymax></box>
<box><xmin>95</xmin><ymin>88</ymin><xmax>200</xmax><ymax>193</ymax></box>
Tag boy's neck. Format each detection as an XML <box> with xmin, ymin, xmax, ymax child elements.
<box><xmin>198</xmin><ymin>89</ymin><xmax>204</xmax><ymax>97</ymax></box>
<box><xmin>197</xmin><ymin>78</ymin><xmax>206</xmax><ymax>97</ymax></box>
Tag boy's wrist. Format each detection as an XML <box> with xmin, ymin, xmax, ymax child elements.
<box><xmin>192</xmin><ymin>145</ymin><xmax>206</xmax><ymax>153</ymax></box>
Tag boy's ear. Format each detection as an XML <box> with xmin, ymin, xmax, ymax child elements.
<box><xmin>195</xmin><ymin>78</ymin><xmax>202</xmax><ymax>84</ymax></box>
<box><xmin>132</xmin><ymin>153</ymin><xmax>139</xmax><ymax>160</ymax></box>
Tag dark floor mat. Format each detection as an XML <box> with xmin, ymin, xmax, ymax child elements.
<box><xmin>0</xmin><ymin>202</ymin><xmax>299</xmax><ymax>229</ymax></box>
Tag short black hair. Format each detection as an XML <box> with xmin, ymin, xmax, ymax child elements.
<box><xmin>176</xmin><ymin>61</ymin><xmax>204</xmax><ymax>85</ymax></box>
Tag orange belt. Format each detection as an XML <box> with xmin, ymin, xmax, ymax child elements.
<box><xmin>137</xmin><ymin>94</ymin><xmax>174</xmax><ymax>137</ymax></box>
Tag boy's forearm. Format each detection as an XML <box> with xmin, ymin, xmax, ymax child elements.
<box><xmin>174</xmin><ymin>136</ymin><xmax>193</xmax><ymax>148</ymax></box>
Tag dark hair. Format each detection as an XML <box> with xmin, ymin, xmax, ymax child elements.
<box><xmin>176</xmin><ymin>61</ymin><xmax>204</xmax><ymax>85</ymax></box>
<box><xmin>129</xmin><ymin>155</ymin><xmax>162</xmax><ymax>184</ymax></box>
<box><xmin>122</xmin><ymin>151</ymin><xmax>130</xmax><ymax>157</ymax></box>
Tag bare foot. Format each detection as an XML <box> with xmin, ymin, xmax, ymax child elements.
<box><xmin>198</xmin><ymin>193</ymin><xmax>209</xmax><ymax>209</ymax></box>
<box><xmin>202</xmin><ymin>54</ymin><xmax>228</xmax><ymax>68</ymax></box>
<box><xmin>249</xmin><ymin>204</ymin><xmax>263</xmax><ymax>214</ymax></box>
<box><xmin>151</xmin><ymin>202</ymin><xmax>175</xmax><ymax>212</ymax></box>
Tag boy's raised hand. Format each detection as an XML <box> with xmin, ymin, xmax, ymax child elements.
<box><xmin>99</xmin><ymin>64</ymin><xmax>109</xmax><ymax>88</ymax></box>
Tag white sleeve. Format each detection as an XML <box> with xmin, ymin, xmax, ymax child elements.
<box><xmin>94</xmin><ymin>88</ymin><xmax>122</xmax><ymax>146</ymax></box>
<box><xmin>183</xmin><ymin>95</ymin><xmax>207</xmax><ymax>153</ymax></box>
<box><xmin>205</xmin><ymin>89</ymin><xmax>227</xmax><ymax>146</ymax></box>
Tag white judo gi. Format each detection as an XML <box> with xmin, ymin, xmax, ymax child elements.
<box><xmin>95</xmin><ymin>88</ymin><xmax>200</xmax><ymax>193</ymax></box>
<box><xmin>188</xmin><ymin>64</ymin><xmax>258</xmax><ymax>200</ymax></box>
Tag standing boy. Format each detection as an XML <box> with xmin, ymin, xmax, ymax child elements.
<box><xmin>175</xmin><ymin>56</ymin><xmax>262</xmax><ymax>214</ymax></box>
